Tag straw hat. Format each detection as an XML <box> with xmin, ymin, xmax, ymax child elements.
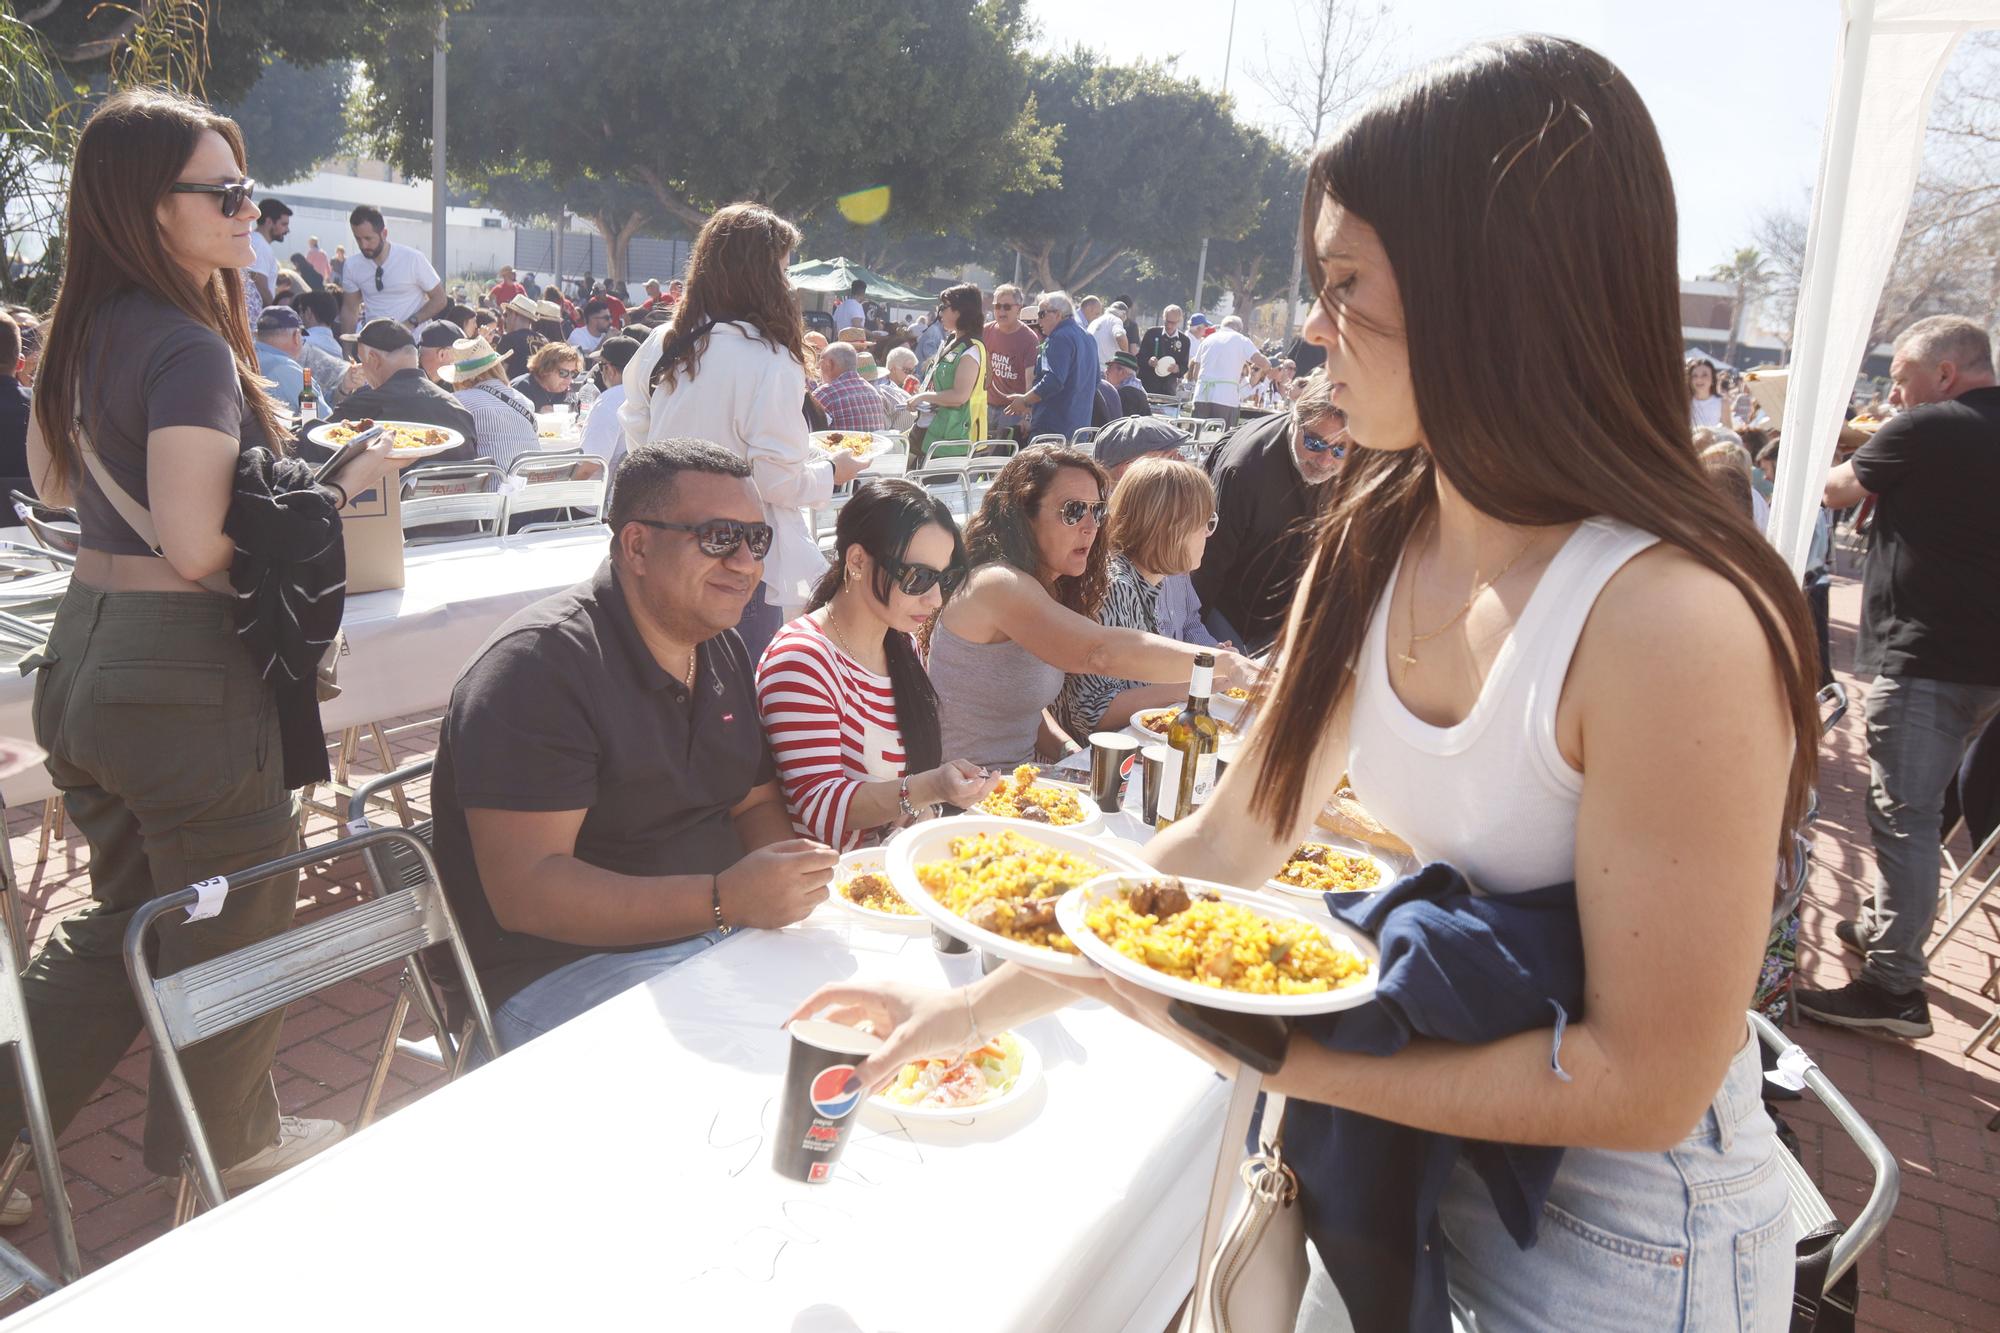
<box><xmin>854</xmin><ymin>350</ymin><xmax>886</xmax><ymax>381</ymax></box>
<box><xmin>835</xmin><ymin>326</ymin><xmax>870</xmax><ymax>346</ymax></box>
<box><xmin>437</xmin><ymin>336</ymin><xmax>506</xmax><ymax>384</ymax></box>
<box><xmin>503</xmin><ymin>293</ymin><xmax>541</xmax><ymax>322</ymax></box>
<box><xmin>535</xmin><ymin>299</ymin><xmax>564</xmax><ymax>323</ymax></box>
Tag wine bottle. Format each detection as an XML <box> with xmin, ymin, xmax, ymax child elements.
<box><xmin>1154</xmin><ymin>652</ymin><xmax>1221</xmax><ymax>828</ymax></box>
<box><xmin>298</xmin><ymin>367</ymin><xmax>318</xmax><ymax>423</ymax></box>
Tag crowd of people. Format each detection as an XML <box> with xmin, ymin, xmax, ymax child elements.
<box><xmin>0</xmin><ymin>29</ymin><xmax>1995</xmax><ymax>1331</ymax></box>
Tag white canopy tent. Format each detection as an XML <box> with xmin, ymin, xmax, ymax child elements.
<box><xmin>1768</xmin><ymin>0</ymin><xmax>2000</xmax><ymax>577</ymax></box>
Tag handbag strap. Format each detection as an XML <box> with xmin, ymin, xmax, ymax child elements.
<box><xmin>1183</xmin><ymin>1079</ymin><xmax>1284</xmax><ymax>1333</ymax></box>
<box><xmin>75</xmin><ymin>421</ymin><xmax>235</xmax><ymax>596</ymax></box>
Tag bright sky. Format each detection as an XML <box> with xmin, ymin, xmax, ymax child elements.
<box><xmin>1025</xmin><ymin>0</ymin><xmax>1842</xmax><ymax>278</ymax></box>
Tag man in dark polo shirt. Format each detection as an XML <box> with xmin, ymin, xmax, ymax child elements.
<box><xmin>1797</xmin><ymin>315</ymin><xmax>2000</xmax><ymax>1039</ymax></box>
<box><xmin>1192</xmin><ymin>370</ymin><xmax>1346</xmax><ymax>653</ymax></box>
<box><xmin>333</xmin><ymin>318</ymin><xmax>478</xmax><ymax>462</ymax></box>
<box><xmin>431</xmin><ymin>441</ymin><xmax>838</xmax><ymax>1049</ymax></box>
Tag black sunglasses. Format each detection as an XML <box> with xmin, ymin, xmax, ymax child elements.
<box><xmin>631</xmin><ymin>518</ymin><xmax>774</xmax><ymax>559</ymax></box>
<box><xmin>374</xmin><ymin>266</ymin><xmax>385</xmax><ymax>292</ymax></box>
<box><xmin>170</xmin><ymin>178</ymin><xmax>256</xmax><ymax>217</ymax></box>
<box><xmin>1301</xmin><ymin>428</ymin><xmax>1347</xmax><ymax>458</ymax></box>
<box><xmin>882</xmin><ymin>555</ymin><xmax>967</xmax><ymax>598</ymax></box>
<box><xmin>1205</xmin><ymin>512</ymin><xmax>1220</xmax><ymax>535</ymax></box>
<box><xmin>1058</xmin><ymin>499</ymin><xmax>1108</xmax><ymax>527</ymax></box>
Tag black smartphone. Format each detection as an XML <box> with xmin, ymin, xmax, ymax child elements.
<box><xmin>312</xmin><ymin>424</ymin><xmax>383</xmax><ymax>486</ymax></box>
<box><xmin>1168</xmin><ymin>1000</ymin><xmax>1291</xmax><ymax>1076</ymax></box>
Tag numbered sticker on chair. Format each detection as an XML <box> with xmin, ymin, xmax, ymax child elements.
<box><xmin>185</xmin><ymin>877</ymin><xmax>230</xmax><ymax>922</ymax></box>
<box><xmin>344</xmin><ymin>818</ymin><xmax>370</xmax><ymax>838</ymax></box>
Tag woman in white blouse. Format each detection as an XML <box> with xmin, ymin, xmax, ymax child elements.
<box><xmin>621</xmin><ymin>205</ymin><xmax>866</xmax><ymax>660</ymax></box>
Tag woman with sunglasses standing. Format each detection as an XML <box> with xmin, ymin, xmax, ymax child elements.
<box><xmin>622</xmin><ymin>204</ymin><xmax>867</xmax><ymax>664</ymax></box>
<box><xmin>1056</xmin><ymin>457</ymin><xmax>1224</xmax><ymax>739</ymax></box>
<box><xmin>924</xmin><ymin>445</ymin><xmax>1258</xmax><ymax>770</ymax></box>
<box><xmin>756</xmin><ymin>480</ymin><xmax>1000</xmax><ymax>850</ymax></box>
<box><xmin>8</xmin><ymin>90</ymin><xmax>395</xmax><ymax>1213</ymax></box>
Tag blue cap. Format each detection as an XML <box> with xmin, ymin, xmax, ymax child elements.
<box><xmin>1187</xmin><ymin>314</ymin><xmax>1213</xmax><ymax>328</ymax></box>
<box><xmin>255</xmin><ymin>305</ymin><xmax>302</xmax><ymax>332</ymax></box>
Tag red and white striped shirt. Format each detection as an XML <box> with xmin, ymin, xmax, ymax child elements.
<box><xmin>756</xmin><ymin>617</ymin><xmax>909</xmax><ymax>850</ymax></box>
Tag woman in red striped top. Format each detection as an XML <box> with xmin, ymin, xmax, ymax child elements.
<box><xmin>756</xmin><ymin>480</ymin><xmax>999</xmax><ymax>849</ymax></box>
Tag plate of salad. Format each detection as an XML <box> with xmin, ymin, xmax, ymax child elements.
<box><xmin>866</xmin><ymin>1030</ymin><xmax>1041</xmax><ymax>1121</ymax></box>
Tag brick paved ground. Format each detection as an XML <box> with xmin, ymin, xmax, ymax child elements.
<box><xmin>0</xmin><ymin>571</ymin><xmax>1993</xmax><ymax>1328</ymax></box>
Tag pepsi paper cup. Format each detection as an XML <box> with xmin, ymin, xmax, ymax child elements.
<box><xmin>773</xmin><ymin>1019</ymin><xmax>884</xmax><ymax>1183</ymax></box>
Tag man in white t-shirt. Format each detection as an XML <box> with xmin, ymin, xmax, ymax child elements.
<box><xmin>567</xmin><ymin>297</ymin><xmax>614</xmax><ymax>353</ymax></box>
<box><xmin>340</xmin><ymin>204</ymin><xmax>447</xmax><ymax>330</ymax></box>
<box><xmin>246</xmin><ymin>198</ymin><xmax>290</xmax><ymax>307</ymax></box>
<box><xmin>831</xmin><ymin>280</ymin><xmax>867</xmax><ymax>332</ymax></box>
<box><xmin>1088</xmin><ymin>299</ymin><xmax>1127</xmax><ymax>365</ymax></box>
<box><xmin>1188</xmin><ymin>315</ymin><xmax>1272</xmax><ymax>430</ymax></box>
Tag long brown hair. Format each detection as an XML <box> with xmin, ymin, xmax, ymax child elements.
<box><xmin>649</xmin><ymin>202</ymin><xmax>804</xmax><ymax>393</ymax></box>
<box><xmin>34</xmin><ymin>89</ymin><xmax>286</xmax><ymax>490</ymax></box>
<box><xmin>1254</xmin><ymin>35</ymin><xmax>1819</xmax><ymax>850</ymax></box>
<box><xmin>927</xmin><ymin>445</ymin><xmax>1109</xmax><ymax>649</ymax></box>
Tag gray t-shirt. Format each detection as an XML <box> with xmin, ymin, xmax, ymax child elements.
<box><xmin>76</xmin><ymin>289</ymin><xmax>268</xmax><ymax>556</ymax></box>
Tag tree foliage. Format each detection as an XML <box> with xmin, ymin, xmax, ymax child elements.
<box><xmin>987</xmin><ymin>51</ymin><xmax>1261</xmax><ymax>294</ymax></box>
<box><xmin>359</xmin><ymin>0</ymin><xmax>1054</xmax><ymax>246</ymax></box>
<box><xmin>1139</xmin><ymin>133</ymin><xmax>1305</xmax><ymax>320</ymax></box>
<box><xmin>215</xmin><ymin>58</ymin><xmax>353</xmax><ymax>187</ymax></box>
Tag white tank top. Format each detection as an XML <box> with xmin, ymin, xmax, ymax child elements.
<box><xmin>1347</xmin><ymin>517</ymin><xmax>1660</xmax><ymax>895</ymax></box>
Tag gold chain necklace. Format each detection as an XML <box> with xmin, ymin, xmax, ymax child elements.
<box><xmin>1399</xmin><ymin>529</ymin><xmax>1537</xmax><ymax>669</ymax></box>
<box><xmin>824</xmin><ymin>602</ymin><xmax>867</xmax><ymax>667</ymax></box>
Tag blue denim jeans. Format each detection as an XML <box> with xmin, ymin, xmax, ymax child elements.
<box><xmin>1439</xmin><ymin>1035</ymin><xmax>1791</xmax><ymax>1330</ymax></box>
<box><xmin>492</xmin><ymin>931</ymin><xmax>730</xmax><ymax>1052</ymax></box>
<box><xmin>1298</xmin><ymin>1035</ymin><xmax>1790</xmax><ymax>1331</ymax></box>
<box><xmin>1858</xmin><ymin>674</ymin><xmax>2000</xmax><ymax>991</ymax></box>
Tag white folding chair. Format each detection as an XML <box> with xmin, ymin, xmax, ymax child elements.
<box><xmin>0</xmin><ymin>921</ymin><xmax>83</xmax><ymax>1299</ymax></box>
<box><xmin>1028</xmin><ymin>433</ymin><xmax>1067</xmax><ymax>450</ymax></box>
<box><xmin>347</xmin><ymin>763</ymin><xmax>485</xmax><ymax>1092</ymax></box>
<box><xmin>1069</xmin><ymin>427</ymin><xmax>1099</xmax><ymax>451</ymax></box>
<box><xmin>908</xmin><ymin>465</ymin><xmax>970</xmax><ymax>521</ymax></box>
<box><xmin>503</xmin><ymin>453</ymin><xmax>608</xmax><ymax>533</ymax></box>
<box><xmin>124</xmin><ymin>828</ymin><xmax>501</xmax><ymax>1220</ymax></box>
<box><xmin>1749</xmin><ymin>1012</ymin><xmax>1899</xmax><ymax>1296</ymax></box>
<box><xmin>402</xmin><ymin>492</ymin><xmax>507</xmax><ymax>545</ymax></box>
<box><xmin>964</xmin><ymin>461</ymin><xmax>1006</xmax><ymax>513</ymax></box>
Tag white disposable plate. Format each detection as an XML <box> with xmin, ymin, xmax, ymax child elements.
<box><xmin>811</xmin><ymin>430</ymin><xmax>896</xmax><ymax>462</ymax></box>
<box><xmin>867</xmin><ymin>1032</ymin><xmax>1043</xmax><ymax>1121</ymax></box>
<box><xmin>1125</xmin><ymin>695</ymin><xmax>1248</xmax><ymax>746</ymax></box>
<box><xmin>307</xmin><ymin>419</ymin><xmax>466</xmax><ymax>460</ymax></box>
<box><xmin>1056</xmin><ymin>873</ymin><xmax>1380</xmax><ymax>1016</ymax></box>
<box><xmin>883</xmin><ymin>816</ymin><xmax>1151</xmax><ymax>977</ymax></box>
<box><xmin>970</xmin><ymin>775</ymin><xmax>1106</xmax><ymax>837</ymax></box>
<box><xmin>829</xmin><ymin>847</ymin><xmax>927</xmax><ymax>932</ymax></box>
<box><xmin>1263</xmin><ymin>840</ymin><xmax>1401</xmax><ymax>903</ymax></box>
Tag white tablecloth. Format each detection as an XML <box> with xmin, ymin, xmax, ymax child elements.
<box><xmin>2</xmin><ymin>905</ymin><xmax>1229</xmax><ymax>1332</ymax></box>
<box><xmin>0</xmin><ymin>529</ymin><xmax>611</xmax><ymax>808</ymax></box>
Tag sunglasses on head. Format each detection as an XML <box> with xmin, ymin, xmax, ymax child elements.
<box><xmin>631</xmin><ymin>518</ymin><xmax>774</xmax><ymax>559</ymax></box>
<box><xmin>170</xmin><ymin>177</ymin><xmax>256</xmax><ymax>217</ymax></box>
<box><xmin>881</xmin><ymin>555</ymin><xmax>967</xmax><ymax>598</ymax></box>
<box><xmin>1205</xmin><ymin>512</ymin><xmax>1220</xmax><ymax>535</ymax></box>
<box><xmin>1301</xmin><ymin>428</ymin><xmax>1347</xmax><ymax>458</ymax></box>
<box><xmin>1057</xmin><ymin>499</ymin><xmax>1108</xmax><ymax>527</ymax></box>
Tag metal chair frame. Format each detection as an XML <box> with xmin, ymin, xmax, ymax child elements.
<box><xmin>122</xmin><ymin>828</ymin><xmax>500</xmax><ymax>1215</ymax></box>
<box><xmin>921</xmin><ymin>439</ymin><xmax>974</xmax><ymax>466</ymax></box>
<box><xmin>1027</xmin><ymin>433</ymin><xmax>1067</xmax><ymax>450</ymax></box>
<box><xmin>346</xmin><ymin>763</ymin><xmax>485</xmax><ymax>1090</ymax></box>
<box><xmin>0</xmin><ymin>922</ymin><xmax>82</xmax><ymax>1299</ymax></box>
<box><xmin>1748</xmin><ymin>1011</ymin><xmax>1898</xmax><ymax>1289</ymax></box>
<box><xmin>1069</xmin><ymin>427</ymin><xmax>1099</xmax><ymax>449</ymax></box>
<box><xmin>907</xmin><ymin>465</ymin><xmax>969</xmax><ymax>517</ymax></box>
<box><xmin>401</xmin><ymin>491</ymin><xmax>507</xmax><ymax>545</ymax></box>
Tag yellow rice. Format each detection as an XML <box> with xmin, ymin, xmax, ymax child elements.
<box><xmin>1275</xmin><ymin>843</ymin><xmax>1384</xmax><ymax>896</ymax></box>
<box><xmin>914</xmin><ymin>830</ymin><xmax>1106</xmax><ymax>952</ymax></box>
<box><xmin>839</xmin><ymin>869</ymin><xmax>915</xmax><ymax>916</ymax></box>
<box><xmin>1084</xmin><ymin>887</ymin><xmax>1369</xmax><ymax>995</ymax></box>
<box><xmin>976</xmin><ymin>764</ymin><xmax>1088</xmax><ymax>826</ymax></box>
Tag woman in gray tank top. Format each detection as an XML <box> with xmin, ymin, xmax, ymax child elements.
<box><xmin>922</xmin><ymin>445</ymin><xmax>1259</xmax><ymax>768</ymax></box>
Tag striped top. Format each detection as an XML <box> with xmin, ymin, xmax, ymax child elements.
<box><xmin>755</xmin><ymin>616</ymin><xmax>909</xmax><ymax>850</ymax></box>
<box><xmin>1056</xmin><ymin>554</ymin><xmax>1160</xmax><ymax>739</ymax></box>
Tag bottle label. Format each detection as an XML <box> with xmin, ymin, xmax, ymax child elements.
<box><xmin>1158</xmin><ymin>747</ymin><xmax>1185</xmax><ymax>821</ymax></box>
<box><xmin>1190</xmin><ymin>752</ymin><xmax>1218</xmax><ymax>807</ymax></box>
<box><xmin>1189</xmin><ymin>661</ymin><xmax>1214</xmax><ymax>701</ymax></box>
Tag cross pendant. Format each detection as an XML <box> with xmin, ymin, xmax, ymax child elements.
<box><xmin>1398</xmin><ymin>651</ymin><xmax>1418</xmax><ymax>669</ymax></box>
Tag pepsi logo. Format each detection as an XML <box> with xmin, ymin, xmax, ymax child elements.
<box><xmin>808</xmin><ymin>1063</ymin><xmax>864</xmax><ymax>1119</ymax></box>
<box><xmin>1120</xmin><ymin>752</ymin><xmax>1138</xmax><ymax>780</ymax></box>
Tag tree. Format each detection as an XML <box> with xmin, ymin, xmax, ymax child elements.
<box><xmin>468</xmin><ymin>167</ymin><xmax>667</xmax><ymax>283</ymax></box>
<box><xmin>359</xmin><ymin>0</ymin><xmax>1055</xmax><ymax>243</ymax></box>
<box><xmin>215</xmin><ymin>58</ymin><xmax>354</xmax><ymax>187</ymax></box>
<box><xmin>1749</xmin><ymin>206</ymin><xmax>1806</xmax><ymax>360</ymax></box>
<box><xmin>1141</xmin><ymin>134</ymin><xmax>1304</xmax><ymax>330</ymax></box>
<box><xmin>1253</xmin><ymin>0</ymin><xmax>1397</xmax><ymax>339</ymax></box>
<box><xmin>1705</xmin><ymin>247</ymin><xmax>1766</xmax><ymax>368</ymax></box>
<box><xmin>988</xmin><ymin>51</ymin><xmax>1262</xmax><ymax>295</ymax></box>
